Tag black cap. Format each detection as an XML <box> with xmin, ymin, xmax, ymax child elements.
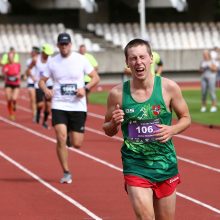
<box><xmin>57</xmin><ymin>33</ymin><xmax>71</xmax><ymax>44</ymax></box>
<box><xmin>32</xmin><ymin>46</ymin><xmax>40</xmax><ymax>53</ymax></box>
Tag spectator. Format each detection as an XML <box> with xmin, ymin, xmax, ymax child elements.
<box><xmin>200</xmin><ymin>50</ymin><xmax>218</xmax><ymax>113</ymax></box>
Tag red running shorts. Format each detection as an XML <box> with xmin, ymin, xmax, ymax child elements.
<box><xmin>124</xmin><ymin>174</ymin><xmax>180</xmax><ymax>199</ymax></box>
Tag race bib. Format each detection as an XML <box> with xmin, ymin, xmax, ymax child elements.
<box><xmin>60</xmin><ymin>84</ymin><xmax>77</xmax><ymax>95</ymax></box>
<box><xmin>7</xmin><ymin>76</ymin><xmax>17</xmax><ymax>82</ymax></box>
<box><xmin>128</xmin><ymin>118</ymin><xmax>160</xmax><ymax>143</ymax></box>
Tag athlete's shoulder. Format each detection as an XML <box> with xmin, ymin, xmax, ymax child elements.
<box><xmin>161</xmin><ymin>77</ymin><xmax>181</xmax><ymax>93</ymax></box>
<box><xmin>107</xmin><ymin>83</ymin><xmax>123</xmax><ymax>105</ymax></box>
<box><xmin>109</xmin><ymin>83</ymin><xmax>123</xmax><ymax>97</ymax></box>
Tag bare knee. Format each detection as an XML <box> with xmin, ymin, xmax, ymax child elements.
<box><xmin>71</xmin><ymin>132</ymin><xmax>84</xmax><ymax>149</ymax></box>
<box><xmin>72</xmin><ymin>140</ymin><xmax>82</xmax><ymax>149</ymax></box>
<box><xmin>56</xmin><ymin>133</ymin><xmax>67</xmax><ymax>147</ymax></box>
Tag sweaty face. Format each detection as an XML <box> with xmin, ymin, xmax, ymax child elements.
<box><xmin>126</xmin><ymin>45</ymin><xmax>152</xmax><ymax>79</ymax></box>
<box><xmin>58</xmin><ymin>43</ymin><xmax>72</xmax><ymax>57</ymax></box>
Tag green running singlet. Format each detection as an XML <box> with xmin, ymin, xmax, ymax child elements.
<box><xmin>121</xmin><ymin>76</ymin><xmax>178</xmax><ymax>182</ymax></box>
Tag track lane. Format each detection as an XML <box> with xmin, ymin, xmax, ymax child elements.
<box><xmin>0</xmin><ymin>89</ymin><xmax>220</xmax><ymax>219</ymax></box>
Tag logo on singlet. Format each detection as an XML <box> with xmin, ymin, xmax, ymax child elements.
<box><xmin>152</xmin><ymin>105</ymin><xmax>161</xmax><ymax>116</ymax></box>
<box><xmin>125</xmin><ymin>108</ymin><xmax>134</xmax><ymax>113</ymax></box>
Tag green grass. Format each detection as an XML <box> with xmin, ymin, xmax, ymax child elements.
<box><xmin>182</xmin><ymin>89</ymin><xmax>220</xmax><ymax>126</ymax></box>
<box><xmin>89</xmin><ymin>88</ymin><xmax>220</xmax><ymax>126</ymax></box>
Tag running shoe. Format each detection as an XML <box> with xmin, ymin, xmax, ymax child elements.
<box><xmin>60</xmin><ymin>172</ymin><xmax>72</xmax><ymax>184</ymax></box>
<box><xmin>210</xmin><ymin>106</ymin><xmax>217</xmax><ymax>112</ymax></box>
<box><xmin>200</xmin><ymin>106</ymin><xmax>206</xmax><ymax>112</ymax></box>
<box><xmin>9</xmin><ymin>114</ymin><xmax>15</xmax><ymax>121</ymax></box>
<box><xmin>42</xmin><ymin>122</ymin><xmax>49</xmax><ymax>129</ymax></box>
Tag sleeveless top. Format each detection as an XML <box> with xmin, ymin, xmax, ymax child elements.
<box><xmin>121</xmin><ymin>76</ymin><xmax>178</xmax><ymax>182</ymax></box>
<box><xmin>3</xmin><ymin>63</ymin><xmax>21</xmax><ymax>86</ymax></box>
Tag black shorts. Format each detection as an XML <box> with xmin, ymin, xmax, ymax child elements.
<box><xmin>36</xmin><ymin>88</ymin><xmax>44</xmax><ymax>103</ymax></box>
<box><xmin>27</xmin><ymin>83</ymin><xmax>35</xmax><ymax>88</ymax></box>
<box><xmin>5</xmin><ymin>84</ymin><xmax>20</xmax><ymax>89</ymax></box>
<box><xmin>52</xmin><ymin>109</ymin><xmax>87</xmax><ymax>133</ymax></box>
<box><xmin>36</xmin><ymin>86</ymin><xmax>53</xmax><ymax>103</ymax></box>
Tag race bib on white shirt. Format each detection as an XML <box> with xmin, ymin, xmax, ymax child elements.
<box><xmin>47</xmin><ymin>52</ymin><xmax>93</xmax><ymax>111</ymax></box>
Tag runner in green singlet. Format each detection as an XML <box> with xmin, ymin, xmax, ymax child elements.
<box><xmin>103</xmin><ymin>39</ymin><xmax>191</xmax><ymax>220</ymax></box>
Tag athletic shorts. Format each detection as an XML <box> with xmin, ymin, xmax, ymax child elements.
<box><xmin>27</xmin><ymin>83</ymin><xmax>35</xmax><ymax>88</ymax></box>
<box><xmin>52</xmin><ymin>109</ymin><xmax>87</xmax><ymax>133</ymax></box>
<box><xmin>5</xmin><ymin>84</ymin><xmax>20</xmax><ymax>89</ymax></box>
<box><xmin>36</xmin><ymin>86</ymin><xmax>52</xmax><ymax>103</ymax></box>
<box><xmin>124</xmin><ymin>174</ymin><xmax>180</xmax><ymax>199</ymax></box>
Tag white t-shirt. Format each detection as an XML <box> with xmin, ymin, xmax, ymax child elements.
<box><xmin>26</xmin><ymin>58</ymin><xmax>36</xmax><ymax>84</ymax></box>
<box><xmin>44</xmin><ymin>51</ymin><xmax>93</xmax><ymax>111</ymax></box>
<box><xmin>34</xmin><ymin>56</ymin><xmax>53</xmax><ymax>88</ymax></box>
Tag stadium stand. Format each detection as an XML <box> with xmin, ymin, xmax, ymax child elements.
<box><xmin>0</xmin><ymin>23</ymin><xmax>102</xmax><ymax>53</ymax></box>
<box><xmin>87</xmin><ymin>22</ymin><xmax>220</xmax><ymax>50</ymax></box>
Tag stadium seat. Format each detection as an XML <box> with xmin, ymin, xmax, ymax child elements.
<box><xmin>0</xmin><ymin>23</ymin><xmax>101</xmax><ymax>53</ymax></box>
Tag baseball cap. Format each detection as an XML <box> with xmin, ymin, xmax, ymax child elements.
<box><xmin>57</xmin><ymin>33</ymin><xmax>71</xmax><ymax>44</ymax></box>
<box><xmin>41</xmin><ymin>43</ymin><xmax>54</xmax><ymax>56</ymax></box>
<box><xmin>32</xmin><ymin>46</ymin><xmax>40</xmax><ymax>53</ymax></box>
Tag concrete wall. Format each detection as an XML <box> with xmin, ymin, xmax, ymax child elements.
<box><xmin>93</xmin><ymin>49</ymin><xmax>203</xmax><ymax>73</ymax></box>
<box><xmin>17</xmin><ymin>49</ymin><xmax>203</xmax><ymax>75</ymax></box>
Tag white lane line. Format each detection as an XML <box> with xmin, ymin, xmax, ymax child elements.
<box><xmin>0</xmin><ymin>150</ymin><xmax>102</xmax><ymax>220</ymax></box>
<box><xmin>86</xmin><ymin>128</ymin><xmax>220</xmax><ymax>173</ymax></box>
<box><xmin>176</xmin><ymin>134</ymin><xmax>220</xmax><ymax>149</ymax></box>
<box><xmin>0</xmin><ymin>101</ymin><xmax>220</xmax><ymax>173</ymax></box>
<box><xmin>177</xmin><ymin>192</ymin><xmax>220</xmax><ymax>214</ymax></box>
<box><xmin>87</xmin><ymin>112</ymin><xmax>220</xmax><ymax>149</ymax></box>
<box><xmin>1</xmin><ymin>96</ymin><xmax>220</xmax><ymax>149</ymax></box>
<box><xmin>0</xmin><ymin>116</ymin><xmax>220</xmax><ymax>215</ymax></box>
<box><xmin>178</xmin><ymin>156</ymin><xmax>220</xmax><ymax>173</ymax></box>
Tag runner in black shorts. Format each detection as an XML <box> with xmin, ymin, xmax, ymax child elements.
<box><xmin>38</xmin><ymin>33</ymin><xmax>100</xmax><ymax>184</ymax></box>
<box><xmin>26</xmin><ymin>44</ymin><xmax>54</xmax><ymax>128</ymax></box>
<box><xmin>52</xmin><ymin>110</ymin><xmax>87</xmax><ymax>132</ymax></box>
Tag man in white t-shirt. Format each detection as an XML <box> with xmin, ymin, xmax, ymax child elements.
<box><xmin>26</xmin><ymin>43</ymin><xmax>54</xmax><ymax>128</ymax></box>
<box><xmin>39</xmin><ymin>33</ymin><xmax>100</xmax><ymax>184</ymax></box>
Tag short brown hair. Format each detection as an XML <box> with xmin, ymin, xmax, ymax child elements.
<box><xmin>124</xmin><ymin>38</ymin><xmax>152</xmax><ymax>59</ymax></box>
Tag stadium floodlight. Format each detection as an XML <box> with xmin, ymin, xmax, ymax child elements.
<box><xmin>0</xmin><ymin>0</ymin><xmax>10</xmax><ymax>14</ymax></box>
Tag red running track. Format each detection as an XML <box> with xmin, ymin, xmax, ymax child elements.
<box><xmin>0</xmin><ymin>88</ymin><xmax>220</xmax><ymax>220</ymax></box>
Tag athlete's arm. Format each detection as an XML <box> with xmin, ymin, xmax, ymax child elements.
<box><xmin>156</xmin><ymin>60</ymin><xmax>163</xmax><ymax>75</ymax></box>
<box><xmin>103</xmin><ymin>85</ymin><xmax>124</xmax><ymax>137</ymax></box>
<box><xmin>155</xmin><ymin>79</ymin><xmax>191</xmax><ymax>143</ymax></box>
<box><xmin>85</xmin><ymin>69</ymin><xmax>100</xmax><ymax>91</ymax></box>
<box><xmin>38</xmin><ymin>76</ymin><xmax>53</xmax><ymax>99</ymax></box>
<box><xmin>25</xmin><ymin>57</ymin><xmax>37</xmax><ymax>77</ymax></box>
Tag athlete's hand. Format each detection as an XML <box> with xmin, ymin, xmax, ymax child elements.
<box><xmin>76</xmin><ymin>87</ymin><xmax>86</xmax><ymax>98</ymax></box>
<box><xmin>154</xmin><ymin>124</ymin><xmax>175</xmax><ymax>143</ymax></box>
<box><xmin>44</xmin><ymin>88</ymin><xmax>53</xmax><ymax>99</ymax></box>
<box><xmin>111</xmin><ymin>104</ymin><xmax>124</xmax><ymax>126</ymax></box>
